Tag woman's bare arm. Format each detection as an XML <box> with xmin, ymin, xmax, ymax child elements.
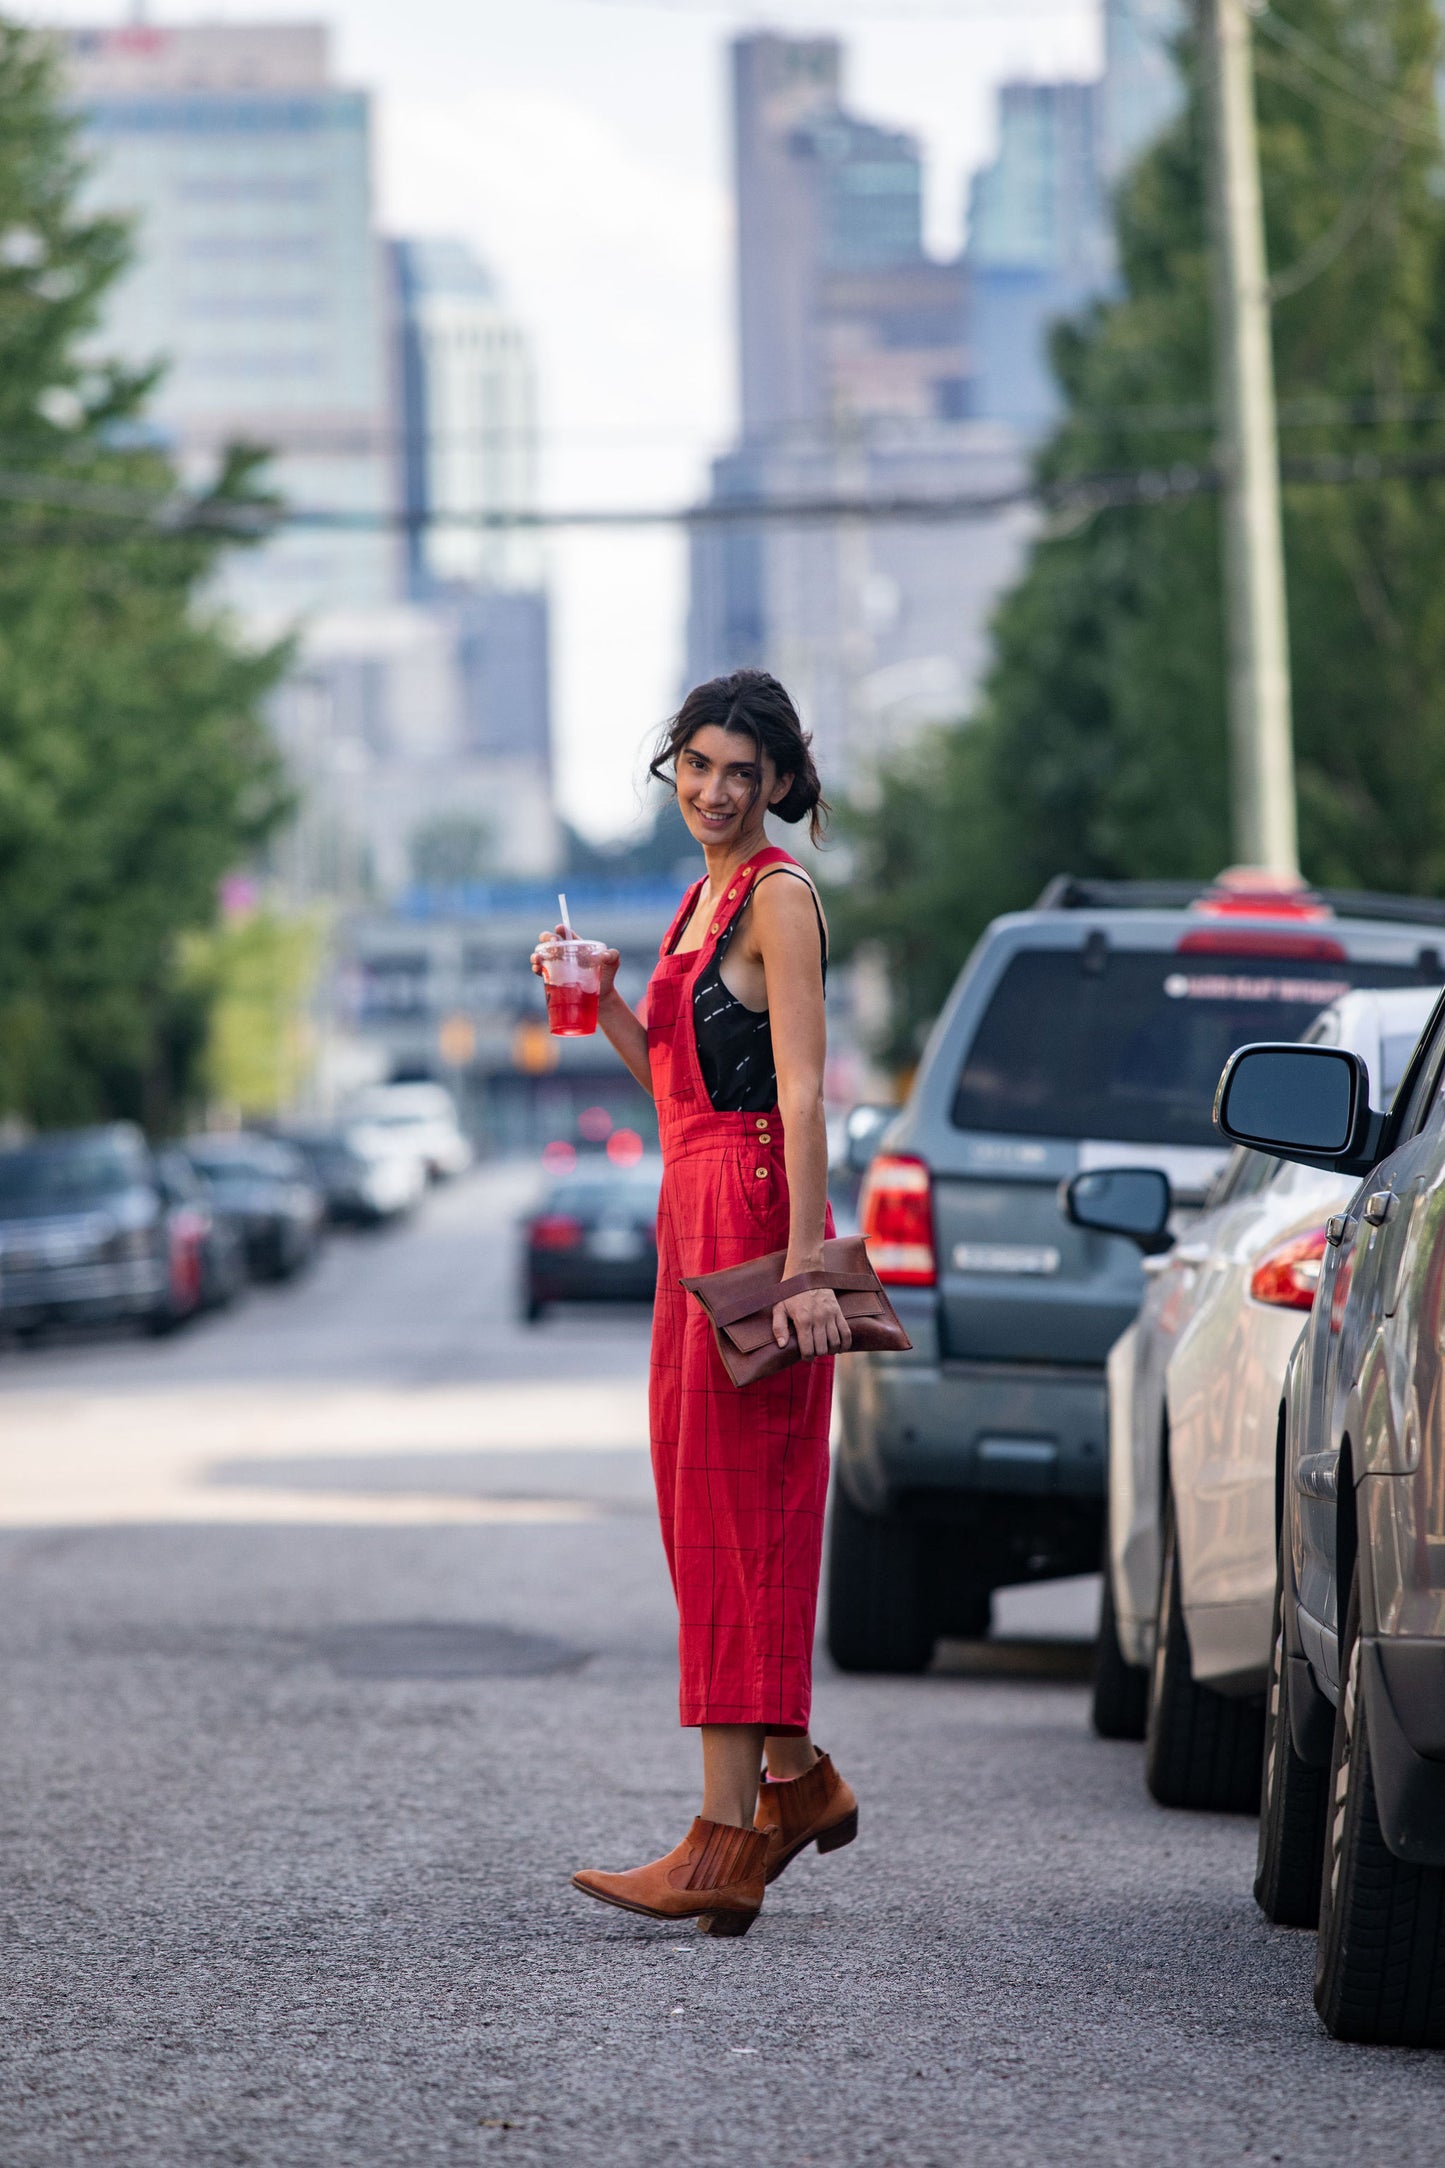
<box><xmin>598</xmin><ymin>963</ymin><xmax>652</xmax><ymax>1096</ymax></box>
<box><xmin>752</xmin><ymin>876</ymin><xmax>851</xmax><ymax>1359</ymax></box>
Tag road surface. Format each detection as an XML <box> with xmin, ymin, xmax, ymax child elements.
<box><xmin>1</xmin><ymin>1166</ymin><xmax>1438</xmax><ymax>2164</ymax></box>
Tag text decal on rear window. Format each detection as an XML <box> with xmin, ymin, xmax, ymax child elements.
<box><xmin>1163</xmin><ymin>973</ymin><xmax>1351</xmax><ymax>1006</ymax></box>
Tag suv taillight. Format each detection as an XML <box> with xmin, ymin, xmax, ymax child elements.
<box><xmin>1249</xmin><ymin>1226</ymin><xmax>1329</xmax><ymax>1311</ymax></box>
<box><xmin>860</xmin><ymin>1154</ymin><xmax>935</xmax><ymax>1286</ymax></box>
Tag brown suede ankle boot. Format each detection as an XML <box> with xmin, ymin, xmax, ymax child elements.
<box><xmin>572</xmin><ymin>1817</ymin><xmax>768</xmax><ymax>1936</ymax></box>
<box><xmin>755</xmin><ymin>1750</ymin><xmax>858</xmax><ymax>1885</ymax></box>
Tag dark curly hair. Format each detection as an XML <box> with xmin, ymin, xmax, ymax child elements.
<box><xmin>649</xmin><ymin>669</ymin><xmax>829</xmax><ymax>847</ymax></box>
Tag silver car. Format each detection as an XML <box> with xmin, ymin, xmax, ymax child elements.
<box><xmin>1067</xmin><ymin>987</ymin><xmax>1439</xmax><ymax>1815</ymax></box>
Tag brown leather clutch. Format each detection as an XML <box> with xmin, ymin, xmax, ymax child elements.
<box><xmin>680</xmin><ymin>1234</ymin><xmax>913</xmax><ymax>1389</ymax></box>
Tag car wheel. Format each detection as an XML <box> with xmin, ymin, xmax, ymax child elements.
<box><xmin>825</xmin><ymin>1478</ymin><xmax>934</xmax><ymax>1675</ymax></box>
<box><xmin>1254</xmin><ymin>1526</ymin><xmax>1329</xmax><ymax>1926</ymax></box>
<box><xmin>1144</xmin><ymin>1481</ymin><xmax>1264</xmax><ymax>1812</ymax></box>
<box><xmin>1092</xmin><ymin>1551</ymin><xmax>1148</xmax><ymax>1742</ymax></box>
<box><xmin>1314</xmin><ymin>1569</ymin><xmax>1445</xmax><ymax>2044</ymax></box>
<box><xmin>524</xmin><ymin>1294</ymin><xmax>546</xmax><ymax>1324</ymax></box>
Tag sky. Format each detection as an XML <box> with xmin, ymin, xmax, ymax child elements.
<box><xmin>32</xmin><ymin>0</ymin><xmax>1102</xmax><ymax>841</ymax></box>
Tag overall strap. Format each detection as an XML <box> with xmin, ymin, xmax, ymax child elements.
<box><xmin>700</xmin><ymin>845</ymin><xmax>795</xmax><ymax>952</ymax></box>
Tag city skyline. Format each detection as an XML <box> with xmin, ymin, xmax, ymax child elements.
<box><xmin>38</xmin><ymin>0</ymin><xmax>1112</xmax><ymax>839</ymax></box>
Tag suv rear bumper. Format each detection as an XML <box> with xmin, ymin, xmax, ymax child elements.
<box><xmin>836</xmin><ymin>1341</ymin><xmax>1107</xmax><ymax>1511</ymax></box>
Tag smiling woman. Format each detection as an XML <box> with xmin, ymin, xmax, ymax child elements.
<box><xmin>539</xmin><ymin>668</ymin><xmax>859</xmax><ymax>1937</ymax></box>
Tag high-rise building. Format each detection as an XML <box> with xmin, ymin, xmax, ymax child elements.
<box><xmin>65</xmin><ymin>21</ymin><xmax>398</xmax><ymax>620</ymax></box>
<box><xmin>389</xmin><ymin>238</ymin><xmax>539</xmax><ymax>594</ymax></box>
<box><xmin>965</xmin><ymin>81</ymin><xmax>1109</xmax><ymax>432</ymax></box>
<box><xmin>689</xmin><ymin>32</ymin><xmax>1030</xmax><ymax>795</ymax></box>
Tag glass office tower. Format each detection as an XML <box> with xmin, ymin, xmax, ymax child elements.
<box><xmin>66</xmin><ymin>22</ymin><xmax>398</xmax><ymax>622</ymax></box>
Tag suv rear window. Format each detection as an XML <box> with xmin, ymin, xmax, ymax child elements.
<box><xmin>950</xmin><ymin>948</ymin><xmax>1426</xmax><ymax>1147</ymax></box>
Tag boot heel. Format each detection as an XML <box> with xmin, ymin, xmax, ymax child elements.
<box><xmin>697</xmin><ymin>1907</ymin><xmax>758</xmax><ymax>1938</ymax></box>
<box><xmin>816</xmin><ymin>1807</ymin><xmax>858</xmax><ymax>1855</ymax></box>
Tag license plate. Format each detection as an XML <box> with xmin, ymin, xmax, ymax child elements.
<box><xmin>588</xmin><ymin>1228</ymin><xmax>644</xmax><ymax>1261</ymax></box>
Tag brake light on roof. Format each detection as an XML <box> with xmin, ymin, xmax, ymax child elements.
<box><xmin>1175</xmin><ymin>927</ymin><xmax>1348</xmax><ymax>961</ymax></box>
<box><xmin>1192</xmin><ymin>866</ymin><xmax>1334</xmax><ymax>921</ymax></box>
<box><xmin>859</xmin><ymin>1154</ymin><xmax>935</xmax><ymax>1286</ymax></box>
<box><xmin>1249</xmin><ymin>1226</ymin><xmax>1330</xmax><ymax>1311</ymax></box>
<box><xmin>530</xmin><ymin>1213</ymin><xmax>583</xmax><ymax>1251</ymax></box>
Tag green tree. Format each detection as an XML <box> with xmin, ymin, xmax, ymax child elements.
<box><xmin>835</xmin><ymin>0</ymin><xmax>1445</xmax><ymax>1067</ymax></box>
<box><xmin>0</xmin><ymin>19</ymin><xmax>290</xmax><ymax>1127</ymax></box>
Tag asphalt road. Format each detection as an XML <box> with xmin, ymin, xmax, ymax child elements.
<box><xmin>2</xmin><ymin>1166</ymin><xmax>1441</xmax><ymax>2166</ymax></box>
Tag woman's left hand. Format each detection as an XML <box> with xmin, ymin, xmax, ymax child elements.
<box><xmin>772</xmin><ymin>1286</ymin><xmax>852</xmax><ymax>1360</ymax></box>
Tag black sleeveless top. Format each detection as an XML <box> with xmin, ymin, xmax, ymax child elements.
<box><xmin>693</xmin><ymin>869</ymin><xmax>828</xmax><ymax>1114</ymax></box>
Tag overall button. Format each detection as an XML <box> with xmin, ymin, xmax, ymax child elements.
<box><xmin>727</xmin><ymin>887</ymin><xmax>737</xmax><ymax>899</ymax></box>
<box><xmin>710</xmin><ymin>923</ymin><xmax>719</xmax><ymax>935</ymax></box>
<box><xmin>739</xmin><ymin>864</ymin><xmax>752</xmax><ymax>877</ymax></box>
<box><xmin>757</xmin><ymin>1132</ymin><xmax>772</xmax><ymax>1145</ymax></box>
<box><xmin>754</xmin><ymin>1117</ymin><xmax>768</xmax><ymax>1129</ymax></box>
<box><xmin>755</xmin><ymin>1168</ymin><xmax>768</xmax><ymax>1180</ymax></box>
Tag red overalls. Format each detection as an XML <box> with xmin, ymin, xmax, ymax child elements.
<box><xmin>646</xmin><ymin>844</ymin><xmax>834</xmax><ymax>1734</ymax></box>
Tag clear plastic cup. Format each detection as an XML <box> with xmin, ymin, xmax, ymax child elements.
<box><xmin>538</xmin><ymin>938</ymin><xmax>607</xmax><ymax>1036</ymax></box>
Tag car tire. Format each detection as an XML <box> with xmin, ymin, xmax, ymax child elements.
<box><xmin>1144</xmin><ymin>1482</ymin><xmax>1264</xmax><ymax>1812</ymax></box>
<box><xmin>1314</xmin><ymin>1570</ymin><xmax>1445</xmax><ymax>2044</ymax></box>
<box><xmin>1092</xmin><ymin>1554</ymin><xmax>1148</xmax><ymax>1742</ymax></box>
<box><xmin>524</xmin><ymin>1294</ymin><xmax>546</xmax><ymax>1324</ymax></box>
<box><xmin>1254</xmin><ymin>1528</ymin><xmax>1329</xmax><ymax>1926</ymax></box>
<box><xmin>825</xmin><ymin>1478</ymin><xmax>934</xmax><ymax>1675</ymax></box>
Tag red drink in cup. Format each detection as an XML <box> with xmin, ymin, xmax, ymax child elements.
<box><xmin>546</xmin><ymin>981</ymin><xmax>599</xmax><ymax>1035</ymax></box>
<box><xmin>539</xmin><ymin>938</ymin><xmax>606</xmax><ymax>1037</ymax></box>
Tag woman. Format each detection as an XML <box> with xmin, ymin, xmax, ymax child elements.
<box><xmin>546</xmin><ymin>670</ymin><xmax>858</xmax><ymax>1938</ymax></box>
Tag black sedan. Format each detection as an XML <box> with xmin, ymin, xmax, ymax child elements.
<box><xmin>182</xmin><ymin>1134</ymin><xmax>325</xmax><ymax>1282</ymax></box>
<box><xmin>521</xmin><ymin>1159</ymin><xmax>662</xmax><ymax>1321</ymax></box>
<box><xmin>0</xmin><ymin>1125</ymin><xmax>176</xmax><ymax>1337</ymax></box>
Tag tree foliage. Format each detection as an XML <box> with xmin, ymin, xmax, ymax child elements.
<box><xmin>833</xmin><ymin>0</ymin><xmax>1445</xmax><ymax>1067</ymax></box>
<box><xmin>0</xmin><ymin>20</ymin><xmax>290</xmax><ymax>1127</ymax></box>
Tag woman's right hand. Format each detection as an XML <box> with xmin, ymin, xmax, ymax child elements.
<box><xmin>531</xmin><ymin>926</ymin><xmax>622</xmax><ymax>1001</ymax></box>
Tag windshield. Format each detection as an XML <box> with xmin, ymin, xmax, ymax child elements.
<box><xmin>0</xmin><ymin>1136</ymin><xmax>147</xmax><ymax>1209</ymax></box>
<box><xmin>951</xmin><ymin>947</ymin><xmax>1429</xmax><ymax>1148</ymax></box>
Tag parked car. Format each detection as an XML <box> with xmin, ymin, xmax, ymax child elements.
<box><xmin>521</xmin><ymin>1158</ymin><xmax>662</xmax><ymax>1320</ymax></box>
<box><xmin>181</xmin><ymin>1134</ymin><xmax>324</xmax><ymax>1282</ymax></box>
<box><xmin>0</xmin><ymin>1124</ymin><xmax>178</xmax><ymax>1338</ymax></box>
<box><xmin>155</xmin><ymin>1148</ymin><xmax>248</xmax><ymax>1312</ymax></box>
<box><xmin>1064</xmin><ymin>985</ymin><xmax>1439</xmax><ymax>1814</ymax></box>
<box><xmin>342</xmin><ymin>1082</ymin><xmax>472</xmax><ymax>1181</ymax></box>
<box><xmin>280</xmin><ymin>1124</ymin><xmax>427</xmax><ymax>1225</ymax></box>
<box><xmin>1214</xmin><ymin>1006</ymin><xmax>1445</xmax><ymax>2043</ymax></box>
<box><xmin>833</xmin><ymin>871</ymin><xmax>1445</xmax><ymax>1674</ymax></box>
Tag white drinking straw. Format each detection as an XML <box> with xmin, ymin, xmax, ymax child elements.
<box><xmin>557</xmin><ymin>891</ymin><xmax>573</xmax><ymax>936</ymax></box>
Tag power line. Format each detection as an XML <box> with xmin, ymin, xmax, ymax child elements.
<box><xmin>10</xmin><ymin>444</ymin><xmax>1445</xmax><ymax>542</ymax></box>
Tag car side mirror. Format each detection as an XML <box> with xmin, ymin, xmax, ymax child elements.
<box><xmin>843</xmin><ymin>1103</ymin><xmax>894</xmax><ymax>1174</ymax></box>
<box><xmin>1213</xmin><ymin>1043</ymin><xmax>1381</xmax><ymax>1172</ymax></box>
<box><xmin>1061</xmin><ymin>1166</ymin><xmax>1173</xmax><ymax>1254</ymax></box>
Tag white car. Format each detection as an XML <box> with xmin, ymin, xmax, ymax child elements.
<box><xmin>342</xmin><ymin>1082</ymin><xmax>473</xmax><ymax>1181</ymax></box>
<box><xmin>1069</xmin><ymin>984</ymin><xmax>1440</xmax><ymax>1809</ymax></box>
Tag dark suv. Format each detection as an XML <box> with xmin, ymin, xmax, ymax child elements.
<box><xmin>830</xmin><ymin>873</ymin><xmax>1445</xmax><ymax>1673</ymax></box>
<box><xmin>1220</xmin><ymin>1002</ymin><xmax>1445</xmax><ymax>2044</ymax></box>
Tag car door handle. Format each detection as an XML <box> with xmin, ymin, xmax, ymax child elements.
<box><xmin>1363</xmin><ymin>1190</ymin><xmax>1396</xmax><ymax>1226</ymax></box>
<box><xmin>1141</xmin><ymin>1253</ymin><xmax>1174</xmax><ymax>1276</ymax></box>
<box><xmin>1326</xmin><ymin>1214</ymin><xmax>1357</xmax><ymax>1247</ymax></box>
<box><xmin>1172</xmin><ymin>1243</ymin><xmax>1211</xmax><ymax>1266</ymax></box>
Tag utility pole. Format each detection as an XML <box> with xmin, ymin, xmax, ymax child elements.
<box><xmin>1199</xmin><ymin>0</ymin><xmax>1299</xmax><ymax>877</ymax></box>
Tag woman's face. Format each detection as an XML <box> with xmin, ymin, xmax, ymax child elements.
<box><xmin>675</xmin><ymin>725</ymin><xmax>790</xmax><ymax>851</ymax></box>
